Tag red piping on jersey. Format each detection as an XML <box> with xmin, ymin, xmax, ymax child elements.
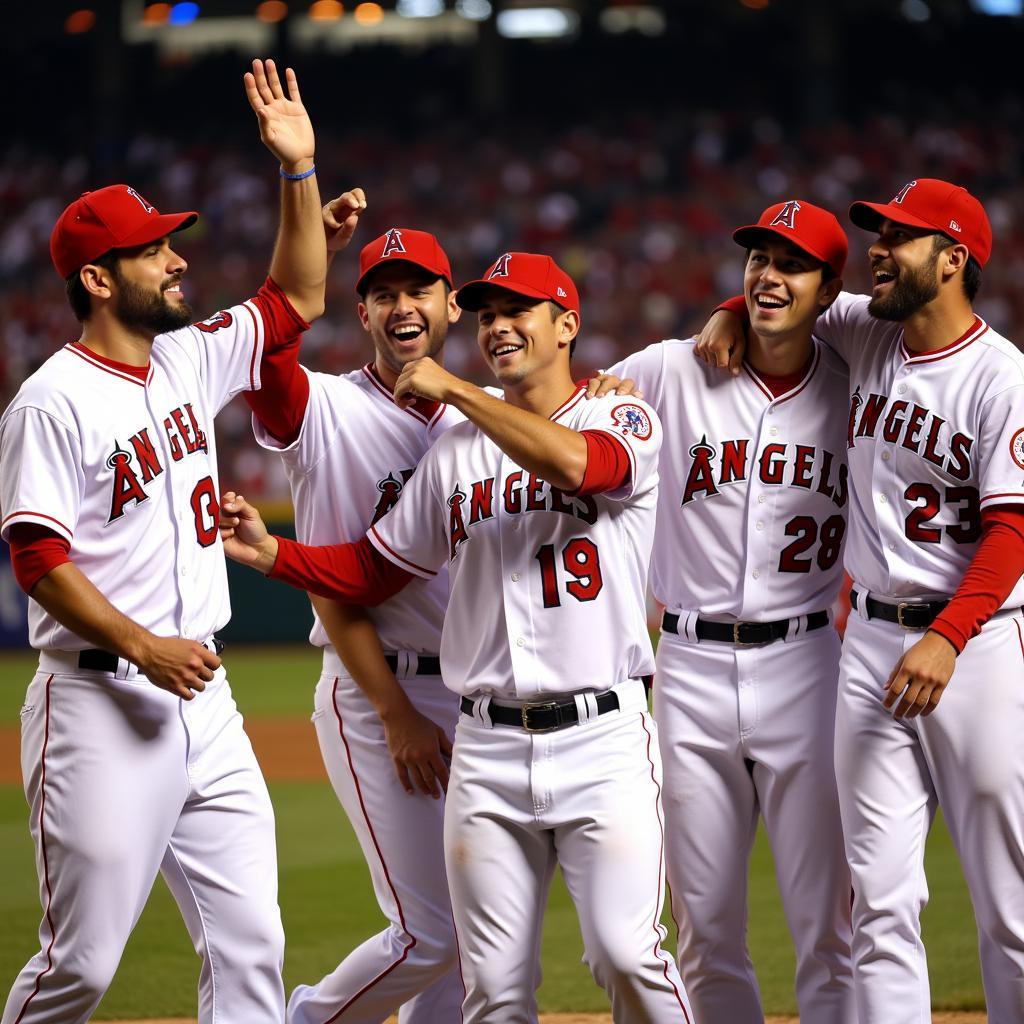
<box><xmin>2</xmin><ymin>510</ymin><xmax>73</xmax><ymax>539</ymax></box>
<box><xmin>243</xmin><ymin>301</ymin><xmax>260</xmax><ymax>391</ymax></box>
<box><xmin>323</xmin><ymin>678</ymin><xmax>417</xmax><ymax>1021</ymax></box>
<box><xmin>741</xmin><ymin>344</ymin><xmax>821</xmax><ymax>407</ymax></box>
<box><xmin>549</xmin><ymin>385</ymin><xmax>586</xmax><ymax>423</ymax></box>
<box><xmin>64</xmin><ymin>343</ymin><xmax>147</xmax><ymax>387</ymax></box>
<box><xmin>368</xmin><ymin>525</ymin><xmax>438</xmax><ymax>577</ymax></box>
<box><xmin>361</xmin><ymin>364</ymin><xmax>445</xmax><ymax>426</ymax></box>
<box><xmin>981</xmin><ymin>492</ymin><xmax>1024</xmax><ymax>504</ymax></box>
<box><xmin>899</xmin><ymin>315</ymin><xmax>987</xmax><ymax>364</ymax></box>
<box><xmin>639</xmin><ymin>713</ymin><xmax>692</xmax><ymax>1022</ymax></box>
<box><xmin>12</xmin><ymin>675</ymin><xmax>57</xmax><ymax>1024</ymax></box>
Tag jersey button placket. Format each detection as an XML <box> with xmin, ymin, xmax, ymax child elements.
<box><xmin>498</xmin><ymin>452</ymin><xmax>533</xmax><ymax>696</ymax></box>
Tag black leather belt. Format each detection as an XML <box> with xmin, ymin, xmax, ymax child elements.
<box><xmin>384</xmin><ymin>654</ymin><xmax>442</xmax><ymax>676</ymax></box>
<box><xmin>78</xmin><ymin>637</ymin><xmax>224</xmax><ymax>673</ymax></box>
<box><xmin>662</xmin><ymin>610</ymin><xmax>829</xmax><ymax>646</ymax></box>
<box><xmin>460</xmin><ymin>690</ymin><xmax>620</xmax><ymax>732</ymax></box>
<box><xmin>851</xmin><ymin>590</ymin><xmax>948</xmax><ymax>630</ymax></box>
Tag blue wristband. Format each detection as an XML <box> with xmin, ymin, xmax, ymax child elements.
<box><xmin>280</xmin><ymin>164</ymin><xmax>315</xmax><ymax>180</ymax></box>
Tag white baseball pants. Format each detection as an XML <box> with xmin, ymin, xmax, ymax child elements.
<box><xmin>287</xmin><ymin>664</ymin><xmax>462</xmax><ymax>1024</ymax></box>
<box><xmin>654</xmin><ymin>626</ymin><xmax>855</xmax><ymax>1024</ymax></box>
<box><xmin>3</xmin><ymin>664</ymin><xmax>285</xmax><ymax>1024</ymax></box>
<box><xmin>445</xmin><ymin>680</ymin><xmax>693</xmax><ymax>1024</ymax></box>
<box><xmin>835</xmin><ymin>609</ymin><xmax>1024</xmax><ymax>1024</ymax></box>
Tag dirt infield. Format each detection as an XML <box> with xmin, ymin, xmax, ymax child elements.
<box><xmin>115</xmin><ymin>1015</ymin><xmax>986</xmax><ymax>1023</ymax></box>
<box><xmin>0</xmin><ymin>717</ymin><xmax>324</xmax><ymax>786</ymax></box>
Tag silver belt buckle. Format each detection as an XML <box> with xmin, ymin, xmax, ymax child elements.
<box><xmin>521</xmin><ymin>700</ymin><xmax>561</xmax><ymax>732</ymax></box>
<box><xmin>896</xmin><ymin>602</ymin><xmax>928</xmax><ymax>631</ymax></box>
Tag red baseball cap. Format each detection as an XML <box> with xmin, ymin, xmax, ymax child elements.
<box><xmin>456</xmin><ymin>252</ymin><xmax>580</xmax><ymax>315</ymax></box>
<box><xmin>733</xmin><ymin>200</ymin><xmax>848</xmax><ymax>276</ymax></box>
<box><xmin>50</xmin><ymin>184</ymin><xmax>198</xmax><ymax>280</ymax></box>
<box><xmin>849</xmin><ymin>178</ymin><xmax>992</xmax><ymax>268</ymax></box>
<box><xmin>356</xmin><ymin>228</ymin><xmax>452</xmax><ymax>295</ymax></box>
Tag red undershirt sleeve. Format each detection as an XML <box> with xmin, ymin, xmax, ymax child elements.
<box><xmin>8</xmin><ymin>523</ymin><xmax>72</xmax><ymax>594</ymax></box>
<box><xmin>929</xmin><ymin>506</ymin><xmax>1024</xmax><ymax>653</ymax></box>
<box><xmin>250</xmin><ymin>276</ymin><xmax>310</xmax><ymax>350</ymax></box>
<box><xmin>573</xmin><ymin>430</ymin><xmax>632</xmax><ymax>496</ymax></box>
<box><xmin>269</xmin><ymin>534</ymin><xmax>414</xmax><ymax>605</ymax></box>
<box><xmin>243</xmin><ymin>333</ymin><xmax>309</xmax><ymax>446</ymax></box>
<box><xmin>243</xmin><ymin>276</ymin><xmax>311</xmax><ymax>446</ymax></box>
<box><xmin>715</xmin><ymin>294</ymin><xmax>749</xmax><ymax>321</ymax></box>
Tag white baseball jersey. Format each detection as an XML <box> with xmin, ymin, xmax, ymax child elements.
<box><xmin>0</xmin><ymin>300</ymin><xmax>277</xmax><ymax>650</ymax></box>
<box><xmin>610</xmin><ymin>337</ymin><xmax>851</xmax><ymax>619</ymax></box>
<box><xmin>816</xmin><ymin>292</ymin><xmax>1024</xmax><ymax>602</ymax></box>
<box><xmin>368</xmin><ymin>388</ymin><xmax>663</xmax><ymax>698</ymax></box>
<box><xmin>252</xmin><ymin>362</ymin><xmax>465</xmax><ymax>655</ymax></box>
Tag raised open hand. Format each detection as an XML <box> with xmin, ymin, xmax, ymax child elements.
<box><xmin>244</xmin><ymin>58</ymin><xmax>314</xmax><ymax>170</ymax></box>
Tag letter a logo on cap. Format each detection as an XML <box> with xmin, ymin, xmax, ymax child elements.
<box><xmin>893</xmin><ymin>181</ymin><xmax>918</xmax><ymax>205</ymax></box>
<box><xmin>769</xmin><ymin>200</ymin><xmax>801</xmax><ymax>230</ymax></box>
<box><xmin>381</xmin><ymin>228</ymin><xmax>406</xmax><ymax>258</ymax></box>
<box><xmin>487</xmin><ymin>253</ymin><xmax>512</xmax><ymax>280</ymax></box>
<box><xmin>125</xmin><ymin>187</ymin><xmax>155</xmax><ymax>214</ymax></box>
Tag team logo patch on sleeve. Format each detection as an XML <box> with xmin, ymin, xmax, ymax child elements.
<box><xmin>610</xmin><ymin>403</ymin><xmax>652</xmax><ymax>441</ymax></box>
<box><xmin>1010</xmin><ymin>427</ymin><xmax>1024</xmax><ymax>471</ymax></box>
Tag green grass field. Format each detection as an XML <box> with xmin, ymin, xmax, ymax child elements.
<box><xmin>0</xmin><ymin>648</ymin><xmax>985</xmax><ymax>1017</ymax></box>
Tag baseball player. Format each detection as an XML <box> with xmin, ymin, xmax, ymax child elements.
<box><xmin>243</xmin><ymin>221</ymin><xmax>468</xmax><ymax>1024</ymax></box>
<box><xmin>0</xmin><ymin>60</ymin><xmax>326</xmax><ymax>1024</ymax></box>
<box><xmin>698</xmin><ymin>179</ymin><xmax>1024</xmax><ymax>1024</ymax></box>
<box><xmin>601</xmin><ymin>200</ymin><xmax>856</xmax><ymax>1023</ymax></box>
<box><xmin>220</xmin><ymin>252</ymin><xmax>695</xmax><ymax>1024</ymax></box>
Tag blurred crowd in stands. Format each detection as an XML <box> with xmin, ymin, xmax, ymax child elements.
<box><xmin>3</xmin><ymin>107</ymin><xmax>1024</xmax><ymax>505</ymax></box>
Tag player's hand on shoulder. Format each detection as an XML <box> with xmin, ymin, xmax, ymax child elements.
<box><xmin>882</xmin><ymin>630</ymin><xmax>958</xmax><ymax>719</ymax></box>
<box><xmin>219</xmin><ymin>491</ymin><xmax>279</xmax><ymax>571</ymax></box>
<box><xmin>584</xmin><ymin>372</ymin><xmax>644</xmax><ymax>401</ymax></box>
<box><xmin>244</xmin><ymin>58</ymin><xmax>315</xmax><ymax>170</ymax></box>
<box><xmin>137</xmin><ymin>636</ymin><xmax>220</xmax><ymax>701</ymax></box>
<box><xmin>382</xmin><ymin>705</ymin><xmax>453</xmax><ymax>799</ymax></box>
<box><xmin>694</xmin><ymin>309</ymin><xmax>745</xmax><ymax>375</ymax></box>
<box><xmin>394</xmin><ymin>357</ymin><xmax>463</xmax><ymax>408</ymax></box>
<box><xmin>324</xmin><ymin>188</ymin><xmax>367</xmax><ymax>253</ymax></box>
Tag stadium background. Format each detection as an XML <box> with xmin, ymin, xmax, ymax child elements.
<box><xmin>0</xmin><ymin>0</ymin><xmax>1020</xmax><ymax>1017</ymax></box>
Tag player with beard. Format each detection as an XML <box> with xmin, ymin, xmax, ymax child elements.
<box><xmin>696</xmin><ymin>178</ymin><xmax>1024</xmax><ymax>1024</ymax></box>
<box><xmin>0</xmin><ymin>59</ymin><xmax>327</xmax><ymax>1024</ymax></box>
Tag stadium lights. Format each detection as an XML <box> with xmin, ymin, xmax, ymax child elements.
<box><xmin>456</xmin><ymin>0</ymin><xmax>491</xmax><ymax>20</ymax></box>
<box><xmin>142</xmin><ymin>2</ymin><xmax>172</xmax><ymax>23</ymax></box>
<box><xmin>354</xmin><ymin>2</ymin><xmax>384</xmax><ymax>22</ymax></box>
<box><xmin>396</xmin><ymin>0</ymin><xmax>444</xmax><ymax>16</ymax></box>
<box><xmin>496</xmin><ymin>6</ymin><xmax>579</xmax><ymax>38</ymax></box>
<box><xmin>256</xmin><ymin>1</ymin><xmax>289</xmax><ymax>21</ymax></box>
<box><xmin>309</xmin><ymin>0</ymin><xmax>343</xmax><ymax>19</ymax></box>
<box><xmin>65</xmin><ymin>9</ymin><xmax>97</xmax><ymax>33</ymax></box>
<box><xmin>599</xmin><ymin>5</ymin><xmax>665</xmax><ymax>35</ymax></box>
<box><xmin>168</xmin><ymin>1</ymin><xmax>200</xmax><ymax>23</ymax></box>
<box><xmin>969</xmin><ymin>0</ymin><xmax>1022</xmax><ymax>12</ymax></box>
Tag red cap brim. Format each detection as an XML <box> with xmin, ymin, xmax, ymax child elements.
<box><xmin>732</xmin><ymin>224</ymin><xmax>833</xmax><ymax>270</ymax></box>
<box><xmin>456</xmin><ymin>279</ymin><xmax>560</xmax><ymax>312</ymax></box>
<box><xmin>848</xmin><ymin>200</ymin><xmax>937</xmax><ymax>234</ymax></box>
<box><xmin>116</xmin><ymin>210</ymin><xmax>198</xmax><ymax>251</ymax></box>
<box><xmin>355</xmin><ymin>257</ymin><xmax>452</xmax><ymax>296</ymax></box>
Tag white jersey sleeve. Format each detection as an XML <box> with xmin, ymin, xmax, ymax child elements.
<box><xmin>575</xmin><ymin>386</ymin><xmax>662</xmax><ymax>502</ymax></box>
<box><xmin>367</xmin><ymin>435</ymin><xmax>450</xmax><ymax>580</ymax></box>
<box><xmin>977</xmin><ymin>380</ymin><xmax>1024</xmax><ymax>511</ymax></box>
<box><xmin>1</xmin><ymin>406</ymin><xmax>82</xmax><ymax>545</ymax></box>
